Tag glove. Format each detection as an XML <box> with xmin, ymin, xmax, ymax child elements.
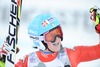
<box><xmin>95</xmin><ymin>24</ymin><xmax>100</xmax><ymax>33</ymax></box>
<box><xmin>90</xmin><ymin>6</ymin><xmax>100</xmax><ymax>34</ymax></box>
<box><xmin>0</xmin><ymin>60</ymin><xmax>5</xmax><ymax>67</ymax></box>
<box><xmin>0</xmin><ymin>50</ymin><xmax>6</xmax><ymax>67</ymax></box>
<box><xmin>1</xmin><ymin>41</ymin><xmax>20</xmax><ymax>55</ymax></box>
<box><xmin>0</xmin><ymin>43</ymin><xmax>7</xmax><ymax>67</ymax></box>
<box><xmin>0</xmin><ymin>37</ymin><xmax>20</xmax><ymax>63</ymax></box>
<box><xmin>0</xmin><ymin>41</ymin><xmax>10</xmax><ymax>64</ymax></box>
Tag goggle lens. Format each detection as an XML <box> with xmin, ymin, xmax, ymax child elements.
<box><xmin>44</xmin><ymin>26</ymin><xmax>63</xmax><ymax>42</ymax></box>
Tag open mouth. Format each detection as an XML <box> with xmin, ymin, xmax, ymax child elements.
<box><xmin>53</xmin><ymin>43</ymin><xmax>59</xmax><ymax>46</ymax></box>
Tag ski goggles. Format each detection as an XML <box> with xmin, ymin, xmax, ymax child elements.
<box><xmin>30</xmin><ymin>26</ymin><xmax>63</xmax><ymax>42</ymax></box>
<box><xmin>43</xmin><ymin>26</ymin><xmax>63</xmax><ymax>42</ymax></box>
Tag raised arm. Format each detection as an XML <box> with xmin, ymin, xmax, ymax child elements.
<box><xmin>66</xmin><ymin>44</ymin><xmax>100</xmax><ymax>67</ymax></box>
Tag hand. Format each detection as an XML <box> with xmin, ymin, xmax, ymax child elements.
<box><xmin>0</xmin><ymin>60</ymin><xmax>5</xmax><ymax>67</ymax></box>
<box><xmin>1</xmin><ymin>41</ymin><xmax>20</xmax><ymax>55</ymax></box>
<box><xmin>0</xmin><ymin>39</ymin><xmax>20</xmax><ymax>63</ymax></box>
<box><xmin>95</xmin><ymin>24</ymin><xmax>100</xmax><ymax>33</ymax></box>
<box><xmin>0</xmin><ymin>48</ymin><xmax>5</xmax><ymax>67</ymax></box>
<box><xmin>0</xmin><ymin>44</ymin><xmax>7</xmax><ymax>63</ymax></box>
<box><xmin>0</xmin><ymin>41</ymin><xmax>9</xmax><ymax>62</ymax></box>
<box><xmin>90</xmin><ymin>6</ymin><xmax>100</xmax><ymax>34</ymax></box>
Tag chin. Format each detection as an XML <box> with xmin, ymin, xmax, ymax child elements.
<box><xmin>55</xmin><ymin>47</ymin><xmax>61</xmax><ymax>52</ymax></box>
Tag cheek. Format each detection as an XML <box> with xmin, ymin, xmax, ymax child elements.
<box><xmin>53</xmin><ymin>45</ymin><xmax>61</xmax><ymax>52</ymax></box>
<box><xmin>47</xmin><ymin>42</ymin><xmax>54</xmax><ymax>48</ymax></box>
<box><xmin>48</xmin><ymin>43</ymin><xmax>61</xmax><ymax>51</ymax></box>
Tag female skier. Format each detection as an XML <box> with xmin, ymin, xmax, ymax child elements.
<box><xmin>0</xmin><ymin>7</ymin><xmax>100</xmax><ymax>67</ymax></box>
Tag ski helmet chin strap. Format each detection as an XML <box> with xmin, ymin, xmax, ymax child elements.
<box><xmin>47</xmin><ymin>47</ymin><xmax>55</xmax><ymax>53</ymax></box>
<box><xmin>29</xmin><ymin>34</ymin><xmax>55</xmax><ymax>53</ymax></box>
<box><xmin>41</xmin><ymin>41</ymin><xmax>56</xmax><ymax>53</ymax></box>
<box><xmin>42</xmin><ymin>41</ymin><xmax>63</xmax><ymax>53</ymax></box>
<box><xmin>29</xmin><ymin>33</ymin><xmax>62</xmax><ymax>53</ymax></box>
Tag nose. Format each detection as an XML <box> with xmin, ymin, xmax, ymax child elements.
<box><xmin>56</xmin><ymin>37</ymin><xmax>61</xmax><ymax>42</ymax></box>
<box><xmin>51</xmin><ymin>35</ymin><xmax>61</xmax><ymax>43</ymax></box>
<box><xmin>52</xmin><ymin>37</ymin><xmax>61</xmax><ymax>46</ymax></box>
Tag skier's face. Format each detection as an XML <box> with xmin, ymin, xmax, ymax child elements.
<box><xmin>43</xmin><ymin>26</ymin><xmax>63</xmax><ymax>52</ymax></box>
<box><xmin>46</xmin><ymin>36</ymin><xmax>61</xmax><ymax>52</ymax></box>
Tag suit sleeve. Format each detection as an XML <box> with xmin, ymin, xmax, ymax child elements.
<box><xmin>66</xmin><ymin>44</ymin><xmax>100</xmax><ymax>67</ymax></box>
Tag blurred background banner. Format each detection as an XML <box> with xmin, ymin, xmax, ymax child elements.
<box><xmin>0</xmin><ymin>0</ymin><xmax>100</xmax><ymax>67</ymax></box>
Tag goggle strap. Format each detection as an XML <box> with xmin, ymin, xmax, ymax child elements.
<box><xmin>29</xmin><ymin>35</ymin><xmax>44</xmax><ymax>42</ymax></box>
